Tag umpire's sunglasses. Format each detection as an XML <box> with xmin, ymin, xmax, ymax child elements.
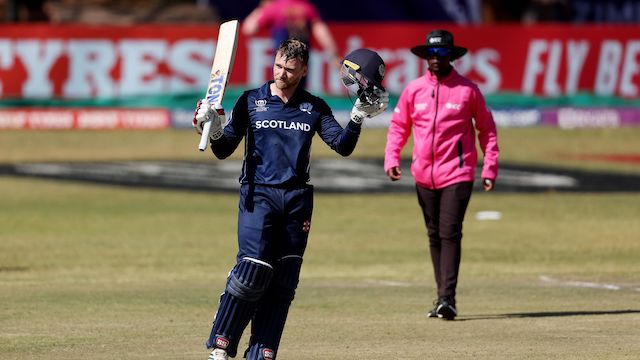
<box><xmin>426</xmin><ymin>47</ymin><xmax>451</xmax><ymax>57</ymax></box>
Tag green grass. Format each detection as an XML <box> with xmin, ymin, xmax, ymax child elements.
<box><xmin>1</xmin><ymin>127</ymin><xmax>639</xmax><ymax>359</ymax></box>
<box><xmin>1</xmin><ymin>127</ymin><xmax>640</xmax><ymax>174</ymax></box>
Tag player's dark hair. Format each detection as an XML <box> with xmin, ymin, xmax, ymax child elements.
<box><xmin>277</xmin><ymin>39</ymin><xmax>309</xmax><ymax>65</ymax></box>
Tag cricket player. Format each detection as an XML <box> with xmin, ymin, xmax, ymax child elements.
<box><xmin>193</xmin><ymin>40</ymin><xmax>388</xmax><ymax>360</ymax></box>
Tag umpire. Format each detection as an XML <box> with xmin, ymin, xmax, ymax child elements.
<box><xmin>193</xmin><ymin>39</ymin><xmax>388</xmax><ymax>360</ymax></box>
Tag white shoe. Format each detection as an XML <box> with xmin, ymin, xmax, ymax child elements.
<box><xmin>208</xmin><ymin>348</ymin><xmax>228</xmax><ymax>360</ymax></box>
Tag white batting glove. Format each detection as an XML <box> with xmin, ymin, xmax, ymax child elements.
<box><xmin>349</xmin><ymin>89</ymin><xmax>389</xmax><ymax>124</ymax></box>
<box><xmin>192</xmin><ymin>99</ymin><xmax>224</xmax><ymax>141</ymax></box>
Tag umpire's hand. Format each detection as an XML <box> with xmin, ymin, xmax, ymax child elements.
<box><xmin>386</xmin><ymin>166</ymin><xmax>402</xmax><ymax>181</ymax></box>
<box><xmin>483</xmin><ymin>178</ymin><xmax>495</xmax><ymax>192</ymax></box>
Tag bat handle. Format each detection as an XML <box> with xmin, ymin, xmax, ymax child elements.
<box><xmin>198</xmin><ymin>121</ymin><xmax>212</xmax><ymax>151</ymax></box>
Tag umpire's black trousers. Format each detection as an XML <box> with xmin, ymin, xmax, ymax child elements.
<box><xmin>416</xmin><ymin>181</ymin><xmax>473</xmax><ymax>299</ymax></box>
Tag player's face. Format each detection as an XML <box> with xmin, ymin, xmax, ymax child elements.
<box><xmin>273</xmin><ymin>52</ymin><xmax>307</xmax><ymax>90</ymax></box>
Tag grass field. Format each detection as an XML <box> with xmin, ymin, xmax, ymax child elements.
<box><xmin>1</xmin><ymin>128</ymin><xmax>639</xmax><ymax>359</ymax></box>
<box><xmin>2</xmin><ymin>127</ymin><xmax>640</xmax><ymax>173</ymax></box>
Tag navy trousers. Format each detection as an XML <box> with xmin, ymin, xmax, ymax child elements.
<box><xmin>206</xmin><ymin>184</ymin><xmax>313</xmax><ymax>359</ymax></box>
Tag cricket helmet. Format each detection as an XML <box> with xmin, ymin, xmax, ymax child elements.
<box><xmin>340</xmin><ymin>48</ymin><xmax>386</xmax><ymax>103</ymax></box>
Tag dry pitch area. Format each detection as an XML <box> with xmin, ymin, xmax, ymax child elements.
<box><xmin>1</xmin><ymin>128</ymin><xmax>639</xmax><ymax>359</ymax></box>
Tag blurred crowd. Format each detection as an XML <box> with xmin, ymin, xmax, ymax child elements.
<box><xmin>1</xmin><ymin>0</ymin><xmax>639</xmax><ymax>23</ymax></box>
<box><xmin>0</xmin><ymin>0</ymin><xmax>218</xmax><ymax>23</ymax></box>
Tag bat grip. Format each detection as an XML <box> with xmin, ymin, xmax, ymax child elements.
<box><xmin>198</xmin><ymin>121</ymin><xmax>212</xmax><ymax>151</ymax></box>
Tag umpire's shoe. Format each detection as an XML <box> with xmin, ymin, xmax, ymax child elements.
<box><xmin>436</xmin><ymin>296</ymin><xmax>457</xmax><ymax>320</ymax></box>
<box><xmin>208</xmin><ymin>348</ymin><xmax>228</xmax><ymax>360</ymax></box>
<box><xmin>427</xmin><ymin>299</ymin><xmax>440</xmax><ymax>318</ymax></box>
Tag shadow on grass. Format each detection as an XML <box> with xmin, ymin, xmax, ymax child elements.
<box><xmin>458</xmin><ymin>309</ymin><xmax>640</xmax><ymax>321</ymax></box>
<box><xmin>0</xmin><ymin>266</ymin><xmax>29</xmax><ymax>272</ymax></box>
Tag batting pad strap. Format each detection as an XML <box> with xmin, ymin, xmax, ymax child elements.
<box><xmin>271</xmin><ymin>255</ymin><xmax>303</xmax><ymax>301</ymax></box>
<box><xmin>242</xmin><ymin>257</ymin><xmax>273</xmax><ymax>269</ymax></box>
<box><xmin>226</xmin><ymin>258</ymin><xmax>273</xmax><ymax>302</ymax></box>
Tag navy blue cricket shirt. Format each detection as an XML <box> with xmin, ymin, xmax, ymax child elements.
<box><xmin>211</xmin><ymin>81</ymin><xmax>362</xmax><ymax>187</ymax></box>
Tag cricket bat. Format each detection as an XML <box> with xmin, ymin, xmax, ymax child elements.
<box><xmin>198</xmin><ymin>19</ymin><xmax>240</xmax><ymax>151</ymax></box>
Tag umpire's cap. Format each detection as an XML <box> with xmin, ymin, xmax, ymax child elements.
<box><xmin>342</xmin><ymin>48</ymin><xmax>386</xmax><ymax>91</ymax></box>
<box><xmin>411</xmin><ymin>29</ymin><xmax>468</xmax><ymax>61</ymax></box>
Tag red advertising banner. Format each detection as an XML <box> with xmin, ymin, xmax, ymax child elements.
<box><xmin>0</xmin><ymin>23</ymin><xmax>639</xmax><ymax>99</ymax></box>
<box><xmin>0</xmin><ymin>108</ymin><xmax>170</xmax><ymax>129</ymax></box>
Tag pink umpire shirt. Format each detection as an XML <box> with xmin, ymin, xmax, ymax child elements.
<box><xmin>384</xmin><ymin>69</ymin><xmax>499</xmax><ymax>190</ymax></box>
<box><xmin>257</xmin><ymin>0</ymin><xmax>321</xmax><ymax>30</ymax></box>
